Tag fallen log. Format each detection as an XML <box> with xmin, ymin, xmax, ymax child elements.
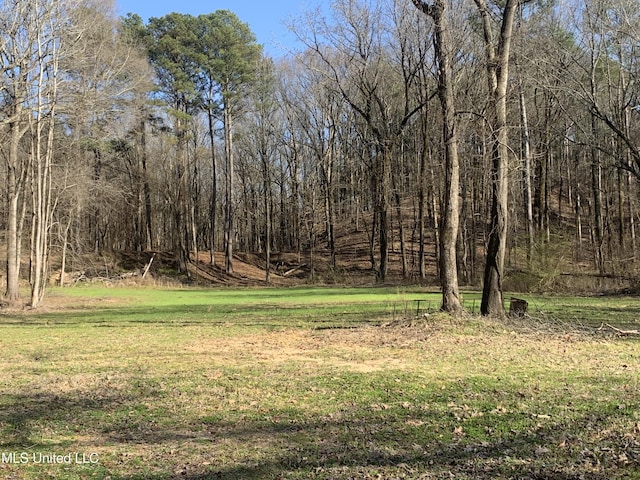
<box><xmin>283</xmin><ymin>264</ymin><xmax>306</xmax><ymax>277</ymax></box>
<box><xmin>142</xmin><ymin>253</ymin><xmax>156</xmax><ymax>279</ymax></box>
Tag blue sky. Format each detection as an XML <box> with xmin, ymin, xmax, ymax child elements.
<box><xmin>115</xmin><ymin>0</ymin><xmax>312</xmax><ymax>57</ymax></box>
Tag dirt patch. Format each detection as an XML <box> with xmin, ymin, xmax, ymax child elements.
<box><xmin>184</xmin><ymin>327</ymin><xmax>431</xmax><ymax>373</ymax></box>
<box><xmin>183</xmin><ymin>318</ymin><xmax>619</xmax><ymax>381</ymax></box>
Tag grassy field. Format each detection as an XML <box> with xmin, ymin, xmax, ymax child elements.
<box><xmin>0</xmin><ymin>286</ymin><xmax>639</xmax><ymax>479</ymax></box>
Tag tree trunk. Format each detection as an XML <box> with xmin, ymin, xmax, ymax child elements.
<box><xmin>377</xmin><ymin>147</ymin><xmax>391</xmax><ymax>281</ymax></box>
<box><xmin>621</xmin><ymin>75</ymin><xmax>637</xmax><ymax>262</ymax></box>
<box><xmin>141</xmin><ymin>139</ymin><xmax>154</xmax><ymax>251</ymax></box>
<box><xmin>626</xmin><ymin>168</ymin><xmax>636</xmax><ymax>262</ymax></box>
<box><xmin>59</xmin><ymin>214</ymin><xmax>73</xmax><ymax>287</ymax></box>
<box><xmin>418</xmin><ymin>136</ymin><xmax>428</xmax><ymax>280</ymax></box>
<box><xmin>431</xmin><ymin>0</ymin><xmax>463</xmax><ymax>313</ymax></box>
<box><xmin>190</xmin><ymin>136</ymin><xmax>199</xmax><ymax>263</ymax></box>
<box><xmin>320</xmin><ymin>160</ymin><xmax>336</xmax><ymax>271</ymax></box>
<box><xmin>207</xmin><ymin>110</ymin><xmax>217</xmax><ymax>266</ymax></box>
<box><xmin>476</xmin><ymin>0</ymin><xmax>518</xmax><ymax>317</ymax></box>
<box><xmin>430</xmin><ymin>166</ymin><xmax>441</xmax><ymax>280</ymax></box>
<box><xmin>481</xmin><ymin>156</ymin><xmax>508</xmax><ymax>316</ymax></box>
<box><xmin>6</xmin><ymin>175</ymin><xmax>22</xmax><ymax>303</ymax></box>
<box><xmin>224</xmin><ymin>99</ymin><xmax>234</xmax><ymax>274</ymax></box>
<box><xmin>262</xmin><ymin>152</ymin><xmax>271</xmax><ymax>283</ymax></box>
<box><xmin>591</xmin><ymin>115</ymin><xmax>605</xmax><ymax>274</ymax></box>
<box><xmin>5</xmin><ymin>119</ymin><xmax>26</xmax><ymax>304</ymax></box>
<box><xmin>278</xmin><ymin>166</ymin><xmax>285</xmax><ymax>250</ymax></box>
<box><xmin>174</xmin><ymin>114</ymin><xmax>191</xmax><ymax>276</ymax></box>
<box><xmin>410</xmin><ymin>0</ymin><xmax>463</xmax><ymax>308</ymax></box>
<box><xmin>30</xmin><ymin>26</ymin><xmax>60</xmax><ymax>308</ymax></box>
<box><xmin>617</xmin><ymin>165</ymin><xmax>625</xmax><ymax>248</ymax></box>
<box><xmin>391</xmin><ymin>164</ymin><xmax>408</xmax><ymax>279</ymax></box>
<box><xmin>575</xmin><ymin>189</ymin><xmax>583</xmax><ymax>261</ymax></box>
<box><xmin>519</xmin><ymin>89</ymin><xmax>535</xmax><ymax>267</ymax></box>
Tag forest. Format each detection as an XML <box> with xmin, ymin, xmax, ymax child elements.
<box><xmin>1</xmin><ymin>0</ymin><xmax>639</xmax><ymax>312</ymax></box>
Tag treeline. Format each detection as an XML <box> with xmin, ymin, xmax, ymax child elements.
<box><xmin>0</xmin><ymin>0</ymin><xmax>638</xmax><ymax>311</ymax></box>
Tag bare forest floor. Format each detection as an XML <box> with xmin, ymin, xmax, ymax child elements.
<box><xmin>47</xmin><ymin>219</ymin><xmax>444</xmax><ymax>290</ymax></box>
<box><xmin>46</xmin><ymin>233</ymin><xmax>638</xmax><ymax>296</ymax></box>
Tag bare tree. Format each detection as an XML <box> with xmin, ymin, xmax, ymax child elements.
<box><xmin>474</xmin><ymin>0</ymin><xmax>519</xmax><ymax>316</ymax></box>
<box><xmin>0</xmin><ymin>0</ymin><xmax>41</xmax><ymax>303</ymax></box>
<box><xmin>0</xmin><ymin>0</ymin><xmax>74</xmax><ymax>305</ymax></box>
<box><xmin>28</xmin><ymin>0</ymin><xmax>64</xmax><ymax>307</ymax></box>
<box><xmin>294</xmin><ymin>0</ymin><xmax>428</xmax><ymax>281</ymax></box>
<box><xmin>411</xmin><ymin>0</ymin><xmax>463</xmax><ymax>313</ymax></box>
<box><xmin>239</xmin><ymin>58</ymin><xmax>280</xmax><ymax>282</ymax></box>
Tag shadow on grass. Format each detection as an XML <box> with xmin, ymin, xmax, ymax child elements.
<box><xmin>3</xmin><ymin>384</ymin><xmax>627</xmax><ymax>480</ymax></box>
<box><xmin>0</xmin><ymin>388</ymin><xmax>135</xmax><ymax>449</ymax></box>
<box><xmin>101</xmin><ymin>407</ymin><xmax>623</xmax><ymax>480</ymax></box>
<box><xmin>187</xmin><ymin>408</ymin><xmax>625</xmax><ymax>480</ymax></box>
<box><xmin>0</xmin><ymin>303</ymin><xmax>390</xmax><ymax>329</ymax></box>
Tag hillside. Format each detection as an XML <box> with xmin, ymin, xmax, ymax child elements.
<box><xmin>45</xmin><ymin>204</ymin><xmax>638</xmax><ymax>295</ymax></box>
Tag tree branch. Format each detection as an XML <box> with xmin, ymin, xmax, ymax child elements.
<box><xmin>590</xmin><ymin>104</ymin><xmax>640</xmax><ymax>178</ymax></box>
<box><xmin>410</xmin><ymin>0</ymin><xmax>435</xmax><ymax>18</ymax></box>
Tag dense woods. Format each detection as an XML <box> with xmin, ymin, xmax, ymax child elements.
<box><xmin>1</xmin><ymin>0</ymin><xmax>639</xmax><ymax>311</ymax></box>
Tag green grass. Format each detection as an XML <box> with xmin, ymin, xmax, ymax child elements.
<box><xmin>0</xmin><ymin>286</ymin><xmax>639</xmax><ymax>479</ymax></box>
<box><xmin>0</xmin><ymin>285</ymin><xmax>446</xmax><ymax>329</ymax></box>
<box><xmin>524</xmin><ymin>294</ymin><xmax>640</xmax><ymax>328</ymax></box>
<box><xmin>7</xmin><ymin>285</ymin><xmax>638</xmax><ymax>327</ymax></box>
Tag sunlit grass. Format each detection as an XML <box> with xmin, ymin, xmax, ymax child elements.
<box><xmin>0</xmin><ymin>286</ymin><xmax>638</xmax><ymax>479</ymax></box>
<box><xmin>1</xmin><ymin>285</ymin><xmax>444</xmax><ymax>328</ymax></box>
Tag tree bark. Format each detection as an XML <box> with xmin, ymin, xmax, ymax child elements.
<box><xmin>320</xmin><ymin>135</ymin><xmax>336</xmax><ymax>271</ymax></box>
<box><xmin>261</xmin><ymin>148</ymin><xmax>272</xmax><ymax>283</ymax></box>
<box><xmin>207</xmin><ymin>109</ymin><xmax>217</xmax><ymax>266</ymax></box>
<box><xmin>590</xmin><ymin>128</ymin><xmax>605</xmax><ymax>274</ymax></box>
<box><xmin>475</xmin><ymin>0</ymin><xmax>518</xmax><ymax>317</ymax></box>
<box><xmin>392</xmin><ymin>171</ymin><xmax>408</xmax><ymax>279</ymax></box>
<box><xmin>141</xmin><ymin>121</ymin><xmax>154</xmax><ymax>251</ymax></box>
<box><xmin>6</xmin><ymin>159</ymin><xmax>22</xmax><ymax>303</ymax></box>
<box><xmin>377</xmin><ymin>147</ymin><xmax>391</xmax><ymax>281</ymax></box>
<box><xmin>519</xmin><ymin>89</ymin><xmax>535</xmax><ymax>267</ymax></box>
<box><xmin>433</xmin><ymin>1</ymin><xmax>462</xmax><ymax>313</ymax></box>
<box><xmin>418</xmin><ymin>129</ymin><xmax>429</xmax><ymax>280</ymax></box>
<box><xmin>411</xmin><ymin>0</ymin><xmax>463</xmax><ymax>313</ymax></box>
<box><xmin>224</xmin><ymin>97</ymin><xmax>234</xmax><ymax>274</ymax></box>
<box><xmin>5</xmin><ymin>119</ymin><xmax>24</xmax><ymax>304</ymax></box>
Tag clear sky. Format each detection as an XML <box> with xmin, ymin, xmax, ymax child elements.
<box><xmin>115</xmin><ymin>0</ymin><xmax>311</xmax><ymax>57</ymax></box>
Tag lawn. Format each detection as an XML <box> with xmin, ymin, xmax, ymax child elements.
<box><xmin>0</xmin><ymin>286</ymin><xmax>638</xmax><ymax>479</ymax></box>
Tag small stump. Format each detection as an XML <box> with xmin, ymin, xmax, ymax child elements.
<box><xmin>509</xmin><ymin>297</ymin><xmax>528</xmax><ymax>317</ymax></box>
